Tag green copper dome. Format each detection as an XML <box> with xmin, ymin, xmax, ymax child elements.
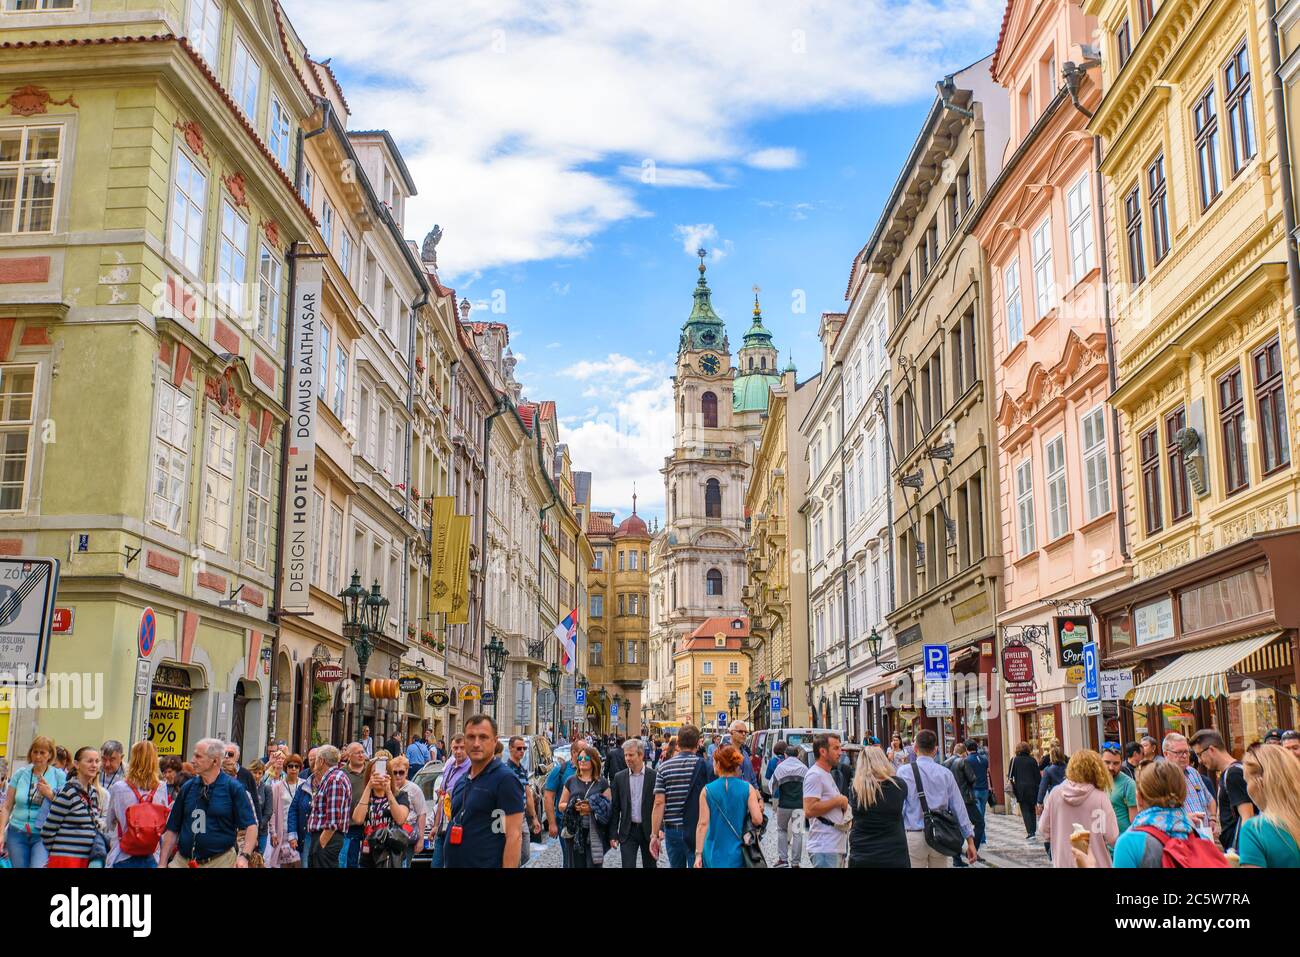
<box><xmin>679</xmin><ymin>249</ymin><xmax>727</xmax><ymax>354</ymax></box>
<box><xmin>732</xmin><ymin>370</ymin><xmax>781</xmax><ymax>412</ymax></box>
<box><xmin>742</xmin><ymin>292</ymin><xmax>774</xmax><ymax>347</ymax></box>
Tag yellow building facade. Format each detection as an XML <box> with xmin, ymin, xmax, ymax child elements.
<box><xmin>1089</xmin><ymin>0</ymin><xmax>1298</xmax><ymax>579</ymax></box>
<box><xmin>584</xmin><ymin>501</ymin><xmax>648</xmax><ymax>735</ymax></box>
<box><xmin>673</xmin><ymin>617</ymin><xmax>751</xmax><ymax>730</ymax></box>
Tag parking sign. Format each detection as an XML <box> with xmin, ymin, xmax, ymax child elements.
<box><xmin>574</xmin><ymin>687</ymin><xmax>587</xmax><ymax>706</ymax></box>
<box><xmin>923</xmin><ymin>644</ymin><xmax>949</xmax><ymax>679</ymax></box>
<box><xmin>1082</xmin><ymin>641</ymin><xmax>1099</xmax><ymax>703</ymax></box>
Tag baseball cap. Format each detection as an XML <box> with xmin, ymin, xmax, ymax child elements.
<box><xmin>1265</xmin><ymin>728</ymin><xmax>1284</xmax><ymax>742</ymax></box>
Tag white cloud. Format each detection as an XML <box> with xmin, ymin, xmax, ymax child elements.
<box><xmin>564</xmin><ymin>352</ymin><xmax>662</xmax><ymax>388</ymax></box>
<box><xmin>746</xmin><ymin>147</ymin><xmax>802</xmax><ymax>170</ymax></box>
<box><xmin>560</xmin><ymin>377</ymin><xmax>674</xmax><ymax>517</ymax></box>
<box><xmin>282</xmin><ymin>0</ymin><xmax>1004</xmax><ymax>276</ymax></box>
<box><xmin>549</xmin><ymin>282</ymin><xmax>571</xmax><ymax>296</ymax></box>
<box><xmin>618</xmin><ymin>164</ymin><xmax>729</xmax><ymax>189</ymax></box>
<box><xmin>546</xmin><ymin>341</ymin><xmax>562</xmax><ymax>348</ymax></box>
<box><xmin>674</xmin><ymin>224</ymin><xmax>734</xmax><ymax>262</ymax></box>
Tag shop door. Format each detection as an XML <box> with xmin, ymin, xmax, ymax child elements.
<box><xmin>231</xmin><ymin>679</ymin><xmax>251</xmax><ymax>753</ymax></box>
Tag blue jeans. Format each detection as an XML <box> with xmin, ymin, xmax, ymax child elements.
<box><xmin>298</xmin><ymin>833</ymin><xmax>312</xmax><ymax>868</ymax></box>
<box><xmin>340</xmin><ymin>824</ymin><xmax>364</xmax><ymax>867</ymax></box>
<box><xmin>6</xmin><ymin>826</ymin><xmax>47</xmax><ymax>868</ymax></box>
<box><xmin>970</xmin><ymin>791</ymin><xmax>988</xmax><ymax>848</ymax></box>
<box><xmin>810</xmin><ymin>852</ymin><xmax>844</xmax><ymax>868</ymax></box>
<box><xmin>431</xmin><ymin>830</ymin><xmax>448</xmax><ymax>868</ymax></box>
<box><xmin>664</xmin><ymin>827</ymin><xmax>693</xmax><ymax>869</ymax></box>
<box><xmin>112</xmin><ymin>855</ymin><xmax>156</xmax><ymax>868</ymax></box>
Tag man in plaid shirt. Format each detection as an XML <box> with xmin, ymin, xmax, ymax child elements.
<box><xmin>306</xmin><ymin>745</ymin><xmax>352</xmax><ymax>868</ymax></box>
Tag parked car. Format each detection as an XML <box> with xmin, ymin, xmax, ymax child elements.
<box><xmin>757</xmin><ymin>728</ymin><xmax>847</xmax><ymax>796</ymax></box>
<box><xmin>410</xmin><ymin>760</ymin><xmax>445</xmax><ymax>868</ymax></box>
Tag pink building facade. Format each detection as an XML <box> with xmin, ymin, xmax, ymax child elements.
<box><xmin>973</xmin><ymin>0</ymin><xmax>1131</xmax><ymax>757</ymax></box>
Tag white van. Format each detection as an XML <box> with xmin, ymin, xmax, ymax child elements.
<box><xmin>758</xmin><ymin>728</ymin><xmax>846</xmax><ymax>796</ymax></box>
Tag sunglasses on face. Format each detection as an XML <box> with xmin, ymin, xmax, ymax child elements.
<box><xmin>286</xmin><ymin>764</ymin><xmax>302</xmax><ymax>769</ymax></box>
<box><xmin>576</xmin><ymin>755</ymin><xmax>592</xmax><ymax>762</ymax></box>
<box><xmin>392</xmin><ymin>770</ymin><xmax>407</xmax><ymax>777</ymax></box>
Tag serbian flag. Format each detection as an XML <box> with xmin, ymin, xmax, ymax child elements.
<box><xmin>553</xmin><ymin>608</ymin><xmax>579</xmax><ymax>674</ymax></box>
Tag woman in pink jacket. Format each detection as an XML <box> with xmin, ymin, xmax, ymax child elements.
<box><xmin>1038</xmin><ymin>749</ymin><xmax>1119</xmax><ymax>868</ymax></box>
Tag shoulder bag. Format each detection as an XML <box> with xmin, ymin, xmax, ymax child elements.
<box><xmin>910</xmin><ymin>762</ymin><xmax>964</xmax><ymax>857</ymax></box>
<box><xmin>708</xmin><ymin>780</ymin><xmax>766</xmax><ymax>868</ymax></box>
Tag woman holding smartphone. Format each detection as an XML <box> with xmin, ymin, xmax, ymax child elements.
<box><xmin>0</xmin><ymin>736</ymin><xmax>65</xmax><ymax>867</ymax></box>
<box><xmin>558</xmin><ymin>744</ymin><xmax>608</xmax><ymax>868</ymax></box>
<box><xmin>351</xmin><ymin>752</ymin><xmax>411</xmax><ymax>868</ymax></box>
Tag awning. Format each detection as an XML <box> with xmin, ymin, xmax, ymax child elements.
<box><xmin>1131</xmin><ymin>632</ymin><xmax>1284</xmax><ymax>706</ymax></box>
<box><xmin>1069</xmin><ymin>694</ymin><xmax>1089</xmax><ymax>717</ymax></box>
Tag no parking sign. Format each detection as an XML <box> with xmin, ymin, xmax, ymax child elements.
<box><xmin>138</xmin><ymin>606</ymin><xmax>156</xmax><ymax>658</ymax></box>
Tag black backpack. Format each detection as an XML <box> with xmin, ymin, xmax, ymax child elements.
<box><xmin>680</xmin><ymin>755</ymin><xmax>713</xmax><ymax>851</ymax></box>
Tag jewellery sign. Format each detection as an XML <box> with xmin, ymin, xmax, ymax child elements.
<box><xmin>1002</xmin><ymin>644</ymin><xmax>1034</xmax><ymax>685</ymax></box>
<box><xmin>280</xmin><ymin>256</ymin><xmax>325</xmax><ymax>614</ymax></box>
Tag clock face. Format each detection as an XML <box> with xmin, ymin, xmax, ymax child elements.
<box><xmin>699</xmin><ymin>354</ymin><xmax>720</xmax><ymax>376</ymax></box>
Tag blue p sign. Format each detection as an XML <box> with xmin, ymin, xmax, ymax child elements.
<box><xmin>923</xmin><ymin>644</ymin><xmax>949</xmax><ymax>677</ymax></box>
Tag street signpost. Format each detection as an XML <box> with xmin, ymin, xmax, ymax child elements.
<box><xmin>1082</xmin><ymin>640</ymin><xmax>1104</xmax><ymax>744</ymax></box>
<box><xmin>923</xmin><ymin>644</ymin><xmax>951</xmax><ymax>758</ymax></box>
<box><xmin>574</xmin><ymin>687</ymin><xmax>587</xmax><ymax>706</ymax></box>
<box><xmin>717</xmin><ymin>711</ymin><xmax>727</xmax><ymax>727</ymax></box>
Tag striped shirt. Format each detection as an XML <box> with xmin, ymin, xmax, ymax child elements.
<box><xmin>654</xmin><ymin>752</ymin><xmax>705</xmax><ymax>828</ymax></box>
<box><xmin>1182</xmin><ymin>766</ymin><xmax>1214</xmax><ymax>837</ymax></box>
<box><xmin>41</xmin><ymin>779</ymin><xmax>102</xmax><ymax>860</ymax></box>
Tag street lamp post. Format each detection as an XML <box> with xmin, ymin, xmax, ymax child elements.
<box><xmin>546</xmin><ymin>662</ymin><xmax>561</xmax><ymax>741</ymax></box>
<box><xmin>596</xmin><ymin>688</ymin><xmax>609</xmax><ymax>735</ymax></box>
<box><xmin>485</xmin><ymin>635</ymin><xmax>507</xmax><ymax>721</ymax></box>
<box><xmin>339</xmin><ymin>571</ymin><xmax>389</xmax><ymax>746</ymax></box>
<box><xmin>728</xmin><ymin>690</ymin><xmax>740</xmax><ymax>721</ymax></box>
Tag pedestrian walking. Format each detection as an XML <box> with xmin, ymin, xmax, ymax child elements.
<box><xmin>351</xmin><ymin>751</ymin><xmax>411</xmax><ymax>868</ymax></box>
<box><xmin>160</xmin><ymin>757</ymin><xmax>183</xmax><ymax>805</ymax></box>
<box><xmin>105</xmin><ymin>740</ymin><xmax>169</xmax><ymax>868</ymax></box>
<box><xmin>1105</xmin><ymin>760</ymin><xmax>1225</xmax><ymax>868</ymax></box>
<box><xmin>265</xmin><ymin>752</ymin><xmax>302</xmax><ymax>868</ymax></box>
<box><xmin>605</xmin><ymin>736</ymin><xmax>627</xmax><ymax>781</ymax></box>
<box><xmin>360</xmin><ymin>725</ymin><xmax>374</xmax><ymax>758</ymax></box>
<box><xmin>803</xmin><ymin>733</ymin><xmax>850</xmax><ymax>868</ymax></box>
<box><xmin>900</xmin><ymin>729</ymin><xmax>976</xmax><ymax>868</ymax></box>
<box><xmin>965</xmin><ymin>738</ymin><xmax>990</xmax><ymax>841</ymax></box>
<box><xmin>506</xmin><ymin>736</ymin><xmax>541</xmax><ymax>865</ymax></box>
<box><xmin>41</xmin><ymin>746</ymin><xmax>107</xmax><ymax>869</ymax></box>
<box><xmin>1102</xmin><ymin>744</ymin><xmax>1138</xmax><ymax>835</ymax></box>
<box><xmin>1237</xmin><ymin>743</ymin><xmax>1300</xmax><ymax>867</ymax></box>
<box><xmin>445</xmin><ymin>714</ymin><xmax>524</xmax><ymax>868</ymax></box>
<box><xmin>543</xmin><ymin>741</ymin><xmax>576</xmax><ymax>867</ymax></box>
<box><xmin>771</xmin><ymin>743</ymin><xmax>806</xmax><ymax>867</ymax></box>
<box><xmin>285</xmin><ymin>749</ymin><xmax>316</xmax><ymax>866</ymax></box>
<box><xmin>559</xmin><ymin>744</ymin><xmax>609</xmax><ymax>868</ymax></box>
<box><xmin>160</xmin><ymin>739</ymin><xmax>256</xmax><ymax>868</ymax></box>
<box><xmin>1036</xmin><ymin>745</ymin><xmax>1068</xmax><ymax>813</ymax></box>
<box><xmin>943</xmin><ymin>742</ymin><xmax>980</xmax><ymax>867</ymax></box>
<box><xmin>432</xmin><ymin>734</ymin><xmax>469</xmax><ymax>868</ymax></box>
<box><xmin>650</xmin><ymin>724</ymin><xmax>712</xmax><ymax>868</ymax></box>
<box><xmin>98</xmin><ymin>740</ymin><xmax>125</xmax><ymax>791</ymax></box>
<box><xmin>1161</xmin><ymin>732</ymin><xmax>1216</xmax><ymax>839</ymax></box>
<box><xmin>304</xmin><ymin>745</ymin><xmax>351</xmax><ymax>869</ymax></box>
<box><xmin>0</xmin><ymin>735</ymin><xmax>64</xmax><ymax>868</ymax></box>
<box><xmin>405</xmin><ymin>730</ymin><xmax>432</xmax><ymax>778</ymax></box>
<box><xmin>1190</xmin><ymin>729</ymin><xmax>1257</xmax><ymax>851</ymax></box>
<box><xmin>389</xmin><ymin>755</ymin><xmax>425</xmax><ymax>868</ymax></box>
<box><xmin>222</xmin><ymin>743</ymin><xmax>260</xmax><ymax>840</ymax></box>
<box><xmin>695</xmin><ymin>744</ymin><xmax>763</xmax><ymax>868</ymax></box>
<box><xmin>609</xmin><ymin>738</ymin><xmax>657</xmax><ymax>868</ymax></box>
<box><xmin>764</xmin><ymin>739</ymin><xmax>786</xmax><ymax>790</ymax></box>
<box><xmin>1038</xmin><ymin>750</ymin><xmax>1118</xmax><ymax>868</ymax></box>
<box><xmin>848</xmin><ymin>745</ymin><xmax>909</xmax><ymax>868</ymax></box>
<box><xmin>1008</xmin><ymin>741</ymin><xmax>1042</xmax><ymax>840</ymax></box>
<box><xmin>382</xmin><ymin>729</ymin><xmax>401</xmax><ymax>757</ymax></box>
<box><xmin>339</xmin><ymin>742</ymin><xmax>370</xmax><ymax>867</ymax></box>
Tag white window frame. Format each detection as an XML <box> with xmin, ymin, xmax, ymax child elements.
<box><xmin>703</xmin><ymin>660</ymin><xmax>713</xmax><ymax>675</ymax></box>
<box><xmin>1031</xmin><ymin>217</ymin><xmax>1054</xmax><ymax>319</ymax></box>
<box><xmin>1081</xmin><ymin>405</ymin><xmax>1111</xmax><ymax>521</ymax></box>
<box><xmin>243</xmin><ymin>440</ymin><xmax>272</xmax><ymax>569</ymax></box>
<box><xmin>1066</xmin><ymin>174</ymin><xmax>1096</xmax><ymax>284</ymax></box>
<box><xmin>168</xmin><ymin>145</ymin><xmax>207</xmax><ymax>277</ymax></box>
<box><xmin>321</xmin><ymin>198</ymin><xmax>334</xmax><ymax>248</ymax></box>
<box><xmin>1015</xmin><ymin>458</ymin><xmax>1036</xmax><ymax>557</ymax></box>
<box><xmin>702</xmin><ymin>689</ymin><xmax>714</xmax><ymax>707</ymax></box>
<box><xmin>1044</xmin><ymin>432</ymin><xmax>1069</xmax><ymax>541</ymax></box>
<box><xmin>200</xmin><ymin>407</ymin><xmax>237</xmax><ymax>552</ymax></box>
<box><xmin>340</xmin><ymin>231</ymin><xmax>353</xmax><ymax>279</ymax></box>
<box><xmin>299</xmin><ymin>164</ymin><xmax>314</xmax><ymax>208</ymax></box>
<box><xmin>268</xmin><ymin>94</ymin><xmax>291</xmax><ymax>171</ymax></box>
<box><xmin>310</xmin><ymin>490</ymin><xmax>323</xmax><ymax>585</ymax></box>
<box><xmin>332</xmin><ymin>342</ymin><xmax>347</xmax><ymax>420</ymax></box>
<box><xmin>1004</xmin><ymin>258</ymin><xmax>1024</xmax><ymax>347</ymax></box>
<box><xmin>150</xmin><ymin>378</ymin><xmax>192</xmax><ymax>532</ymax></box>
<box><xmin>216</xmin><ymin>199</ymin><xmax>248</xmax><ymax>314</ymax></box>
<box><xmin>319</xmin><ymin>324</ymin><xmax>331</xmax><ymax>402</ymax></box>
<box><xmin>0</xmin><ymin>366</ymin><xmax>35</xmax><ymax>513</ymax></box>
<box><xmin>186</xmin><ymin>0</ymin><xmax>221</xmax><ymax>67</ymax></box>
<box><xmin>230</xmin><ymin>36</ymin><xmax>262</xmax><ymax>124</ymax></box>
<box><xmin>0</xmin><ymin>124</ymin><xmax>62</xmax><ymax>235</ymax></box>
<box><xmin>3</xmin><ymin>0</ymin><xmax>78</xmax><ymax>9</ymax></box>
<box><xmin>257</xmin><ymin>244</ymin><xmax>282</xmax><ymax>345</ymax></box>
<box><xmin>728</xmin><ymin>661</ymin><xmax>739</xmax><ymax>676</ymax></box>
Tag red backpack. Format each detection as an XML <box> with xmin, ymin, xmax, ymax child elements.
<box><xmin>118</xmin><ymin>786</ymin><xmax>169</xmax><ymax>857</ymax></box>
<box><xmin>1133</xmin><ymin>825</ymin><xmax>1229</xmax><ymax>868</ymax></box>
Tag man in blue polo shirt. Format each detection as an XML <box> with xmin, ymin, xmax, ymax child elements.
<box><xmin>445</xmin><ymin>714</ymin><xmax>524</xmax><ymax>868</ymax></box>
<box><xmin>161</xmin><ymin>737</ymin><xmax>257</xmax><ymax>868</ymax></box>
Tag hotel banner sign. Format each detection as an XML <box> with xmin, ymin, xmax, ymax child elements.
<box><xmin>429</xmin><ymin>497</ymin><xmax>455</xmax><ymax>613</ymax></box>
<box><xmin>279</xmin><ymin>256</ymin><xmax>324</xmax><ymax>613</ymax></box>
<box><xmin>447</xmin><ymin>515</ymin><xmax>471</xmax><ymax>625</ymax></box>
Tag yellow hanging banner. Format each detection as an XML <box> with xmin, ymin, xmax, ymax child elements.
<box><xmin>447</xmin><ymin>515</ymin><xmax>472</xmax><ymax>625</ymax></box>
<box><xmin>429</xmin><ymin>497</ymin><xmax>456</xmax><ymax>613</ymax></box>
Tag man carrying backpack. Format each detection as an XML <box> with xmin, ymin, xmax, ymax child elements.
<box><xmin>160</xmin><ymin>738</ymin><xmax>257</xmax><ymax>868</ymax></box>
<box><xmin>771</xmin><ymin>743</ymin><xmax>807</xmax><ymax>867</ymax></box>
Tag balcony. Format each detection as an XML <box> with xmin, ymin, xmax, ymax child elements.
<box><xmin>604</xmin><ymin>662</ymin><xmax>649</xmax><ymax>684</ymax></box>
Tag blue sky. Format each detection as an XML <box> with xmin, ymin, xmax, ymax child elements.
<box><xmin>283</xmin><ymin>0</ymin><xmax>1004</xmax><ymax>520</ymax></box>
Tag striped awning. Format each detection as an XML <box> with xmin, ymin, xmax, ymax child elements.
<box><xmin>1131</xmin><ymin>632</ymin><xmax>1284</xmax><ymax>706</ymax></box>
<box><xmin>1069</xmin><ymin>694</ymin><xmax>1089</xmax><ymax>717</ymax></box>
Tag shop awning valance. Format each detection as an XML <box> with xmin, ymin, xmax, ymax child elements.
<box><xmin>1069</xmin><ymin>694</ymin><xmax>1089</xmax><ymax>717</ymax></box>
<box><xmin>1131</xmin><ymin>632</ymin><xmax>1284</xmax><ymax>706</ymax></box>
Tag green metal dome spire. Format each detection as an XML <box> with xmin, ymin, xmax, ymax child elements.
<box><xmin>743</xmin><ymin>286</ymin><xmax>774</xmax><ymax>346</ymax></box>
<box><xmin>679</xmin><ymin>248</ymin><xmax>727</xmax><ymax>354</ymax></box>
<box><xmin>783</xmin><ymin>351</ymin><xmax>797</xmax><ymax>374</ymax></box>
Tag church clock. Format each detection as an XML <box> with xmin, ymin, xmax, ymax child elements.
<box><xmin>699</xmin><ymin>354</ymin><xmax>720</xmax><ymax>376</ymax></box>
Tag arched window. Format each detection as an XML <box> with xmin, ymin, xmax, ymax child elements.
<box><xmin>701</xmin><ymin>391</ymin><xmax>718</xmax><ymax>428</ymax></box>
<box><xmin>705</xmin><ymin>478</ymin><xmax>721</xmax><ymax>518</ymax></box>
<box><xmin>706</xmin><ymin>568</ymin><xmax>723</xmax><ymax>596</ymax></box>
<box><xmin>748</xmin><ymin>357</ymin><xmax>754</xmax><ymax>370</ymax></box>
<box><xmin>670</xmin><ymin>573</ymin><xmax>677</xmax><ymax>608</ymax></box>
<box><xmin>760</xmin><ymin>356</ymin><xmax>767</xmax><ymax>370</ymax></box>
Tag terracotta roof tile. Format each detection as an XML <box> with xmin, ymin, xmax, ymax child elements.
<box><xmin>538</xmin><ymin>401</ymin><xmax>556</xmax><ymax>421</ymax></box>
<box><xmin>517</xmin><ymin>403</ymin><xmax>535</xmax><ymax>431</ymax></box>
<box><xmin>990</xmin><ymin>0</ymin><xmax>1015</xmax><ymax>77</ymax></box>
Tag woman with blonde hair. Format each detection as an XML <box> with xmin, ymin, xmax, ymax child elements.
<box><xmin>1039</xmin><ymin>749</ymin><xmax>1118</xmax><ymax>868</ymax></box>
<box><xmin>848</xmin><ymin>745</ymin><xmax>908</xmax><ymax>868</ymax></box>
<box><xmin>0</xmin><ymin>735</ymin><xmax>65</xmax><ymax>867</ymax></box>
<box><xmin>1239</xmin><ymin>743</ymin><xmax>1300</xmax><ymax>867</ymax></box>
<box><xmin>350</xmin><ymin>748</ymin><xmax>410</xmax><ymax>868</ymax></box>
<box><xmin>105</xmin><ymin>740</ymin><xmax>169</xmax><ymax>868</ymax></box>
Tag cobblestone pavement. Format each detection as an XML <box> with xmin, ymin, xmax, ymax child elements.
<box><xmin>526</xmin><ymin>798</ymin><xmax>1052</xmax><ymax>868</ymax></box>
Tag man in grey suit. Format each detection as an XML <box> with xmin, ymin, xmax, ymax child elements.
<box><xmin>608</xmin><ymin>739</ymin><xmax>657</xmax><ymax>868</ymax></box>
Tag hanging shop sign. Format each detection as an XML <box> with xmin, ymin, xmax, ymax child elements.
<box><xmin>399</xmin><ymin>676</ymin><xmax>424</xmax><ymax>694</ymax></box>
<box><xmin>1055</xmin><ymin>616</ymin><xmax>1091</xmax><ymax>669</ymax></box>
<box><xmin>427</xmin><ymin>688</ymin><xmax>450</xmax><ymax>707</ymax></box>
<box><xmin>367</xmin><ymin>679</ymin><xmax>400</xmax><ymax>700</ymax></box>
<box><xmin>1002</xmin><ymin>644</ymin><xmax>1034</xmax><ymax>684</ymax></box>
<box><xmin>459</xmin><ymin>684</ymin><xmax>481</xmax><ymax>702</ymax></box>
<box><xmin>315</xmin><ymin>663</ymin><xmax>343</xmax><ymax>682</ymax></box>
